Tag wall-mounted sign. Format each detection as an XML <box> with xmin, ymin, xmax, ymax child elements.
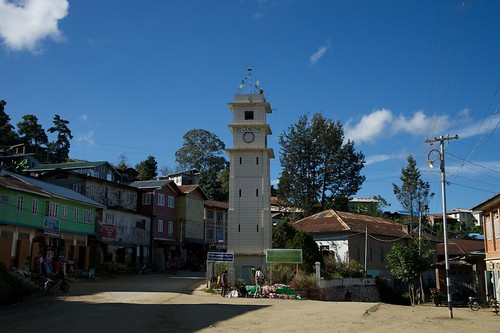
<box><xmin>207</xmin><ymin>252</ymin><xmax>234</xmax><ymax>262</ymax></box>
<box><xmin>43</xmin><ymin>217</ymin><xmax>60</xmax><ymax>235</ymax></box>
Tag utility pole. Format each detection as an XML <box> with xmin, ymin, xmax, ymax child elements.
<box><xmin>425</xmin><ymin>134</ymin><xmax>459</xmax><ymax>319</ymax></box>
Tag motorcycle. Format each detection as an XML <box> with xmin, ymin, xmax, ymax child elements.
<box><xmin>138</xmin><ymin>263</ymin><xmax>152</xmax><ymax>274</ymax></box>
<box><xmin>40</xmin><ymin>271</ymin><xmax>70</xmax><ymax>294</ymax></box>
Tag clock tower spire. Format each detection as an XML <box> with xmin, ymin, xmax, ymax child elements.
<box><xmin>226</xmin><ymin>67</ymin><xmax>274</xmax><ymax>281</ymax></box>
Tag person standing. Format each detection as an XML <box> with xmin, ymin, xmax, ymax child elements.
<box><xmin>221</xmin><ymin>270</ymin><xmax>228</xmax><ymax>297</ymax></box>
<box><xmin>254</xmin><ymin>267</ymin><xmax>264</xmax><ymax>298</ymax></box>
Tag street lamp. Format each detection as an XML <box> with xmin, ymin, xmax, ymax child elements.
<box><xmin>426</xmin><ymin>134</ymin><xmax>458</xmax><ymax>319</ymax></box>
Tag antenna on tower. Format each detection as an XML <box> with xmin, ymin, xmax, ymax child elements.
<box><xmin>238</xmin><ymin>66</ymin><xmax>263</xmax><ymax>94</ymax></box>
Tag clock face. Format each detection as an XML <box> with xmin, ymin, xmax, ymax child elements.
<box><xmin>243</xmin><ymin>132</ymin><xmax>255</xmax><ymax>143</ymax></box>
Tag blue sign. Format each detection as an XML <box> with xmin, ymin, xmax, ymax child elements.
<box><xmin>207</xmin><ymin>252</ymin><xmax>234</xmax><ymax>262</ymax></box>
<box><xmin>43</xmin><ymin>217</ymin><xmax>60</xmax><ymax>235</ymax></box>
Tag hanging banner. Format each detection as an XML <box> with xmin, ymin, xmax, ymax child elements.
<box><xmin>43</xmin><ymin>217</ymin><xmax>60</xmax><ymax>235</ymax></box>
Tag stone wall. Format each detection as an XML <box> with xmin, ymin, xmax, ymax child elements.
<box><xmin>319</xmin><ymin>285</ymin><xmax>380</xmax><ymax>302</ymax></box>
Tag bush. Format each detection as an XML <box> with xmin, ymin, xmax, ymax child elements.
<box><xmin>321</xmin><ymin>257</ymin><xmax>364</xmax><ymax>279</ymax></box>
<box><xmin>270</xmin><ymin>264</ymin><xmax>296</xmax><ymax>285</ymax></box>
<box><xmin>289</xmin><ymin>271</ymin><xmax>318</xmax><ymax>291</ymax></box>
<box><xmin>0</xmin><ymin>263</ymin><xmax>33</xmax><ymax>306</ymax></box>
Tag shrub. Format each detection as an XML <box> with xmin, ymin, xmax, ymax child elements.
<box><xmin>322</xmin><ymin>257</ymin><xmax>364</xmax><ymax>279</ymax></box>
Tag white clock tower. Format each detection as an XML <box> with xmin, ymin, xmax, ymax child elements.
<box><xmin>226</xmin><ymin>68</ymin><xmax>274</xmax><ymax>281</ymax></box>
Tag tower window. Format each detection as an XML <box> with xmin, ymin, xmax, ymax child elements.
<box><xmin>239</xmin><ymin>157</ymin><xmax>242</xmax><ymax>164</ymax></box>
<box><xmin>256</xmin><ymin>188</ymin><xmax>259</xmax><ymax>197</ymax></box>
<box><xmin>244</xmin><ymin>111</ymin><xmax>254</xmax><ymax>120</ymax></box>
<box><xmin>257</xmin><ymin>224</ymin><xmax>259</xmax><ymax>232</ymax></box>
<box><xmin>256</xmin><ymin>157</ymin><xmax>259</xmax><ymax>165</ymax></box>
<box><xmin>239</xmin><ymin>189</ymin><xmax>241</xmax><ymax>197</ymax></box>
<box><xmin>238</xmin><ymin>224</ymin><xmax>241</xmax><ymax>232</ymax></box>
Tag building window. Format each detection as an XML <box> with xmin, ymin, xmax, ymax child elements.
<box><xmin>142</xmin><ymin>193</ymin><xmax>151</xmax><ymax>205</ymax></box>
<box><xmin>239</xmin><ymin>189</ymin><xmax>241</xmax><ymax>197</ymax></box>
<box><xmin>207</xmin><ymin>209</ymin><xmax>214</xmax><ymax>219</ymax></box>
<box><xmin>32</xmin><ymin>199</ymin><xmax>39</xmax><ymax>215</ymax></box>
<box><xmin>494</xmin><ymin>212</ymin><xmax>499</xmax><ymax>239</ymax></box>
<box><xmin>73</xmin><ymin>184</ymin><xmax>82</xmax><ymax>193</ymax></box>
<box><xmin>256</xmin><ymin>188</ymin><xmax>259</xmax><ymax>197</ymax></box>
<box><xmin>83</xmin><ymin>209</ymin><xmax>93</xmax><ymax>224</ymax></box>
<box><xmin>48</xmin><ymin>202</ymin><xmax>58</xmax><ymax>217</ymax></box>
<box><xmin>158</xmin><ymin>219</ymin><xmax>164</xmax><ymax>232</ymax></box>
<box><xmin>158</xmin><ymin>193</ymin><xmax>165</xmax><ymax>206</ymax></box>
<box><xmin>62</xmin><ymin>205</ymin><xmax>68</xmax><ymax>219</ymax></box>
<box><xmin>89</xmin><ymin>184</ymin><xmax>99</xmax><ymax>196</ymax></box>
<box><xmin>244</xmin><ymin>111</ymin><xmax>254</xmax><ymax>120</ymax></box>
<box><xmin>239</xmin><ymin>157</ymin><xmax>242</xmax><ymax>164</ymax></box>
<box><xmin>168</xmin><ymin>220</ymin><xmax>173</xmax><ymax>236</ymax></box>
<box><xmin>217</xmin><ymin>211</ymin><xmax>223</xmax><ymax>222</ymax></box>
<box><xmin>16</xmin><ymin>195</ymin><xmax>23</xmax><ymax>212</ymax></box>
<box><xmin>168</xmin><ymin>196</ymin><xmax>175</xmax><ymax>208</ymax></box>
<box><xmin>486</xmin><ymin>215</ymin><xmax>493</xmax><ymax>240</ymax></box>
<box><xmin>105</xmin><ymin>213</ymin><xmax>114</xmax><ymax>224</ymax></box>
<box><xmin>256</xmin><ymin>157</ymin><xmax>259</xmax><ymax>165</ymax></box>
<box><xmin>74</xmin><ymin>208</ymin><xmax>79</xmax><ymax>222</ymax></box>
<box><xmin>0</xmin><ymin>194</ymin><xmax>9</xmax><ymax>203</ymax></box>
<box><xmin>136</xmin><ymin>220</ymin><xmax>146</xmax><ymax>229</ymax></box>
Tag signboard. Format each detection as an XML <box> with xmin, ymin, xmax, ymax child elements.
<box><xmin>266</xmin><ymin>249</ymin><xmax>303</xmax><ymax>264</ymax></box>
<box><xmin>43</xmin><ymin>217</ymin><xmax>60</xmax><ymax>235</ymax></box>
<box><xmin>101</xmin><ymin>224</ymin><xmax>117</xmax><ymax>238</ymax></box>
<box><xmin>207</xmin><ymin>252</ymin><xmax>234</xmax><ymax>262</ymax></box>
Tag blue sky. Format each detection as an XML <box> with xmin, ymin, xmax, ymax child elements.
<box><xmin>0</xmin><ymin>0</ymin><xmax>498</xmax><ymax>214</ymax></box>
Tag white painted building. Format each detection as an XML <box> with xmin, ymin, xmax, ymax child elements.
<box><xmin>226</xmin><ymin>71</ymin><xmax>274</xmax><ymax>282</ymax></box>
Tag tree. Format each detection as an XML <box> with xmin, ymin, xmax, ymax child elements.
<box><xmin>386</xmin><ymin>238</ymin><xmax>434</xmax><ymax>306</ymax></box>
<box><xmin>118</xmin><ymin>154</ymin><xmax>128</xmax><ymax>168</ymax></box>
<box><xmin>175</xmin><ymin>129</ymin><xmax>228</xmax><ymax>201</ymax></box>
<box><xmin>17</xmin><ymin>114</ymin><xmax>48</xmax><ymax>153</ymax></box>
<box><xmin>0</xmin><ymin>100</ymin><xmax>19</xmax><ymax>144</ymax></box>
<box><xmin>278</xmin><ymin>113</ymin><xmax>365</xmax><ymax>218</ymax></box>
<box><xmin>288</xmin><ymin>230</ymin><xmax>324</xmax><ymax>274</ymax></box>
<box><xmin>392</xmin><ymin>155</ymin><xmax>434</xmax><ymax>232</ymax></box>
<box><xmin>136</xmin><ymin>155</ymin><xmax>158</xmax><ymax>180</ymax></box>
<box><xmin>272</xmin><ymin>221</ymin><xmax>297</xmax><ymax>248</ymax></box>
<box><xmin>47</xmin><ymin>114</ymin><xmax>73</xmax><ymax>162</ymax></box>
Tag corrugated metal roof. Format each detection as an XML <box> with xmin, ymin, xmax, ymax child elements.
<box><xmin>3</xmin><ymin>171</ymin><xmax>105</xmax><ymax>208</ymax></box>
<box><xmin>0</xmin><ymin>176</ymin><xmax>50</xmax><ymax>198</ymax></box>
<box><xmin>436</xmin><ymin>238</ymin><xmax>484</xmax><ymax>256</ymax></box>
<box><xmin>27</xmin><ymin>160</ymin><xmax>110</xmax><ymax>171</ymax></box>
<box><xmin>292</xmin><ymin>209</ymin><xmax>410</xmax><ymax>238</ymax></box>
<box><xmin>205</xmin><ymin>199</ymin><xmax>229</xmax><ymax>209</ymax></box>
<box><xmin>127</xmin><ymin>179</ymin><xmax>183</xmax><ymax>195</ymax></box>
<box><xmin>128</xmin><ymin>179</ymin><xmax>171</xmax><ymax>189</ymax></box>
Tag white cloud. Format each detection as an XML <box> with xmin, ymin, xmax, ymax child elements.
<box><xmin>0</xmin><ymin>0</ymin><xmax>69</xmax><ymax>53</ymax></box>
<box><xmin>309</xmin><ymin>40</ymin><xmax>331</xmax><ymax>65</ymax></box>
<box><xmin>75</xmin><ymin>130</ymin><xmax>95</xmax><ymax>146</ymax></box>
<box><xmin>344</xmin><ymin>108</ymin><xmax>393</xmax><ymax>143</ymax></box>
<box><xmin>78</xmin><ymin>114</ymin><xmax>88</xmax><ymax>122</ymax></box>
<box><xmin>345</xmin><ymin>109</ymin><xmax>455</xmax><ymax>144</ymax></box>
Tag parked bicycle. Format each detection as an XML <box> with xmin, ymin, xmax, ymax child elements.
<box><xmin>467</xmin><ymin>297</ymin><xmax>498</xmax><ymax>311</ymax></box>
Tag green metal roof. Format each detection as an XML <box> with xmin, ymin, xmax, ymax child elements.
<box><xmin>27</xmin><ymin>161</ymin><xmax>110</xmax><ymax>171</ymax></box>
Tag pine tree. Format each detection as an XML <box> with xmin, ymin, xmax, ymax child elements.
<box><xmin>278</xmin><ymin>113</ymin><xmax>365</xmax><ymax>218</ymax></box>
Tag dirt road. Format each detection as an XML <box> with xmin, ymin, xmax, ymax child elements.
<box><xmin>1</xmin><ymin>272</ymin><xmax>498</xmax><ymax>332</ymax></box>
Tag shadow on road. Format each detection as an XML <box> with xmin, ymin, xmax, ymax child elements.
<box><xmin>1</xmin><ymin>300</ymin><xmax>270</xmax><ymax>332</ymax></box>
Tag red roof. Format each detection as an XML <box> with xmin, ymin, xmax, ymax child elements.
<box><xmin>436</xmin><ymin>238</ymin><xmax>485</xmax><ymax>256</ymax></box>
<box><xmin>292</xmin><ymin>209</ymin><xmax>410</xmax><ymax>238</ymax></box>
